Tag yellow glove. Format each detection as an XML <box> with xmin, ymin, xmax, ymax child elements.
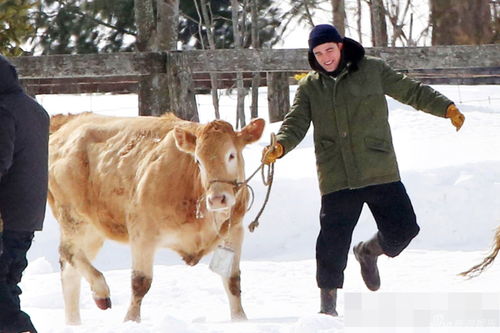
<box><xmin>446</xmin><ymin>104</ymin><xmax>465</xmax><ymax>131</ymax></box>
<box><xmin>261</xmin><ymin>142</ymin><xmax>284</xmax><ymax>165</ymax></box>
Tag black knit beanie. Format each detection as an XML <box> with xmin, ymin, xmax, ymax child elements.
<box><xmin>308</xmin><ymin>24</ymin><xmax>344</xmax><ymax>51</ymax></box>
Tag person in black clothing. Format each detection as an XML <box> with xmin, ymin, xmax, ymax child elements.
<box><xmin>0</xmin><ymin>55</ymin><xmax>50</xmax><ymax>333</ymax></box>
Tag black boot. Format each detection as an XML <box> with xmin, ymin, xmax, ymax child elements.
<box><xmin>353</xmin><ymin>233</ymin><xmax>384</xmax><ymax>291</ymax></box>
<box><xmin>319</xmin><ymin>288</ymin><xmax>338</xmax><ymax>316</ymax></box>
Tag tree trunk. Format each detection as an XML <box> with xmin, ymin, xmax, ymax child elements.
<box><xmin>135</xmin><ymin>0</ymin><xmax>157</xmax><ymax>116</ymax></box>
<box><xmin>356</xmin><ymin>0</ymin><xmax>362</xmax><ymax>43</ymax></box>
<box><xmin>160</xmin><ymin>0</ymin><xmax>199</xmax><ymax>120</ymax></box>
<box><xmin>136</xmin><ymin>0</ymin><xmax>198</xmax><ymax>119</ymax></box>
<box><xmin>199</xmin><ymin>0</ymin><xmax>220</xmax><ymax>119</ymax></box>
<box><xmin>166</xmin><ymin>53</ymin><xmax>199</xmax><ymax>122</ymax></box>
<box><xmin>230</xmin><ymin>0</ymin><xmax>246</xmax><ymax>128</ymax></box>
<box><xmin>267</xmin><ymin>72</ymin><xmax>289</xmax><ymax>123</ymax></box>
<box><xmin>157</xmin><ymin>0</ymin><xmax>179</xmax><ymax>50</ymax></box>
<box><xmin>493</xmin><ymin>0</ymin><xmax>500</xmax><ymax>43</ymax></box>
<box><xmin>135</xmin><ymin>0</ymin><xmax>156</xmax><ymax>52</ymax></box>
<box><xmin>369</xmin><ymin>0</ymin><xmax>388</xmax><ymax>46</ymax></box>
<box><xmin>430</xmin><ymin>0</ymin><xmax>493</xmax><ymax>45</ymax></box>
<box><xmin>331</xmin><ymin>0</ymin><xmax>346</xmax><ymax>36</ymax></box>
<box><xmin>250</xmin><ymin>0</ymin><xmax>260</xmax><ymax>119</ymax></box>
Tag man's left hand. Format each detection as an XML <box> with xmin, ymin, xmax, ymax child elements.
<box><xmin>446</xmin><ymin>104</ymin><xmax>465</xmax><ymax>131</ymax></box>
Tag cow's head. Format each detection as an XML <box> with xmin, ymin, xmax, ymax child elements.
<box><xmin>174</xmin><ymin>118</ymin><xmax>265</xmax><ymax>212</ymax></box>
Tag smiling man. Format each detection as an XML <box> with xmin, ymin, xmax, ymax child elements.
<box><xmin>261</xmin><ymin>24</ymin><xmax>465</xmax><ymax>316</ymax></box>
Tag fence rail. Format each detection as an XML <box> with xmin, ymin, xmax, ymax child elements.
<box><xmin>11</xmin><ymin>44</ymin><xmax>500</xmax><ymax>77</ymax></box>
<box><xmin>20</xmin><ymin>67</ymin><xmax>500</xmax><ymax>95</ymax></box>
<box><xmin>8</xmin><ymin>44</ymin><xmax>500</xmax><ymax>117</ymax></box>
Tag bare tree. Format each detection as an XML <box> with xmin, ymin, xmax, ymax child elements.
<box><xmin>331</xmin><ymin>0</ymin><xmax>346</xmax><ymax>35</ymax></box>
<box><xmin>430</xmin><ymin>0</ymin><xmax>493</xmax><ymax>45</ymax></box>
<box><xmin>366</xmin><ymin>0</ymin><xmax>388</xmax><ymax>46</ymax></box>
<box><xmin>303</xmin><ymin>0</ymin><xmax>316</xmax><ymax>27</ymax></box>
<box><xmin>356</xmin><ymin>0</ymin><xmax>363</xmax><ymax>43</ymax></box>
<box><xmin>230</xmin><ymin>0</ymin><xmax>246</xmax><ymax>128</ymax></box>
<box><xmin>135</xmin><ymin>0</ymin><xmax>156</xmax><ymax>52</ymax></box>
<box><xmin>135</xmin><ymin>0</ymin><xmax>198</xmax><ymax>120</ymax></box>
<box><xmin>250</xmin><ymin>0</ymin><xmax>260</xmax><ymax>119</ymax></box>
<box><xmin>384</xmin><ymin>0</ymin><xmax>420</xmax><ymax>46</ymax></box>
<box><xmin>196</xmin><ymin>0</ymin><xmax>221</xmax><ymax>119</ymax></box>
<box><xmin>135</xmin><ymin>0</ymin><xmax>159</xmax><ymax>117</ymax></box>
<box><xmin>157</xmin><ymin>0</ymin><xmax>179</xmax><ymax>50</ymax></box>
<box><xmin>493</xmin><ymin>0</ymin><xmax>500</xmax><ymax>43</ymax></box>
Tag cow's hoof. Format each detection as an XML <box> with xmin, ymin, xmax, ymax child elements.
<box><xmin>124</xmin><ymin>313</ymin><xmax>141</xmax><ymax>323</ymax></box>
<box><xmin>231</xmin><ymin>312</ymin><xmax>247</xmax><ymax>321</ymax></box>
<box><xmin>65</xmin><ymin>318</ymin><xmax>82</xmax><ymax>326</ymax></box>
<box><xmin>94</xmin><ymin>297</ymin><xmax>112</xmax><ymax>310</ymax></box>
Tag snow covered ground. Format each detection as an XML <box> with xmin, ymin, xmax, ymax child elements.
<box><xmin>21</xmin><ymin>84</ymin><xmax>500</xmax><ymax>332</ymax></box>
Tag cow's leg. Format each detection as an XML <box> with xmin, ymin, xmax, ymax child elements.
<box><xmin>60</xmin><ymin>259</ymin><xmax>82</xmax><ymax>325</ymax></box>
<box><xmin>124</xmin><ymin>236</ymin><xmax>156</xmax><ymax>322</ymax></box>
<box><xmin>79</xmin><ymin>231</ymin><xmax>110</xmax><ymax>310</ymax></box>
<box><xmin>221</xmin><ymin>223</ymin><xmax>247</xmax><ymax>320</ymax></box>
<box><xmin>60</xmin><ymin>224</ymin><xmax>109</xmax><ymax>325</ymax></box>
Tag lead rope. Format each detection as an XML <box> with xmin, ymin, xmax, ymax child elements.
<box><xmin>196</xmin><ymin>133</ymin><xmax>277</xmax><ymax>233</ymax></box>
<box><xmin>247</xmin><ymin>133</ymin><xmax>276</xmax><ymax>232</ymax></box>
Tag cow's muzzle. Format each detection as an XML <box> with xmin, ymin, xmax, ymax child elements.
<box><xmin>205</xmin><ymin>180</ymin><xmax>243</xmax><ymax>211</ymax></box>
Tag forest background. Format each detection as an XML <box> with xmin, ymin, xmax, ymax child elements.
<box><xmin>1</xmin><ymin>0</ymin><xmax>498</xmax><ymax>57</ymax></box>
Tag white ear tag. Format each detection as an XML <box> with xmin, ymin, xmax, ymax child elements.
<box><xmin>209</xmin><ymin>245</ymin><xmax>235</xmax><ymax>278</ymax></box>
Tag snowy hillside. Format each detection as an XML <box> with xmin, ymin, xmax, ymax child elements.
<box><xmin>21</xmin><ymin>84</ymin><xmax>500</xmax><ymax>332</ymax></box>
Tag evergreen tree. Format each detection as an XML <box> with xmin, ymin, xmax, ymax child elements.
<box><xmin>31</xmin><ymin>0</ymin><xmax>136</xmax><ymax>54</ymax></box>
<box><xmin>179</xmin><ymin>0</ymin><xmax>281</xmax><ymax>49</ymax></box>
<box><xmin>0</xmin><ymin>0</ymin><xmax>35</xmax><ymax>56</ymax></box>
<box><xmin>279</xmin><ymin>0</ymin><xmax>324</xmax><ymax>31</ymax></box>
<box><xmin>30</xmin><ymin>0</ymin><xmax>283</xmax><ymax>54</ymax></box>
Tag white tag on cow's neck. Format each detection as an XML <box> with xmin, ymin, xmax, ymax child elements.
<box><xmin>209</xmin><ymin>245</ymin><xmax>234</xmax><ymax>278</ymax></box>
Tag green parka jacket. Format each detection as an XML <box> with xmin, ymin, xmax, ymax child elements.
<box><xmin>276</xmin><ymin>38</ymin><xmax>453</xmax><ymax>195</ymax></box>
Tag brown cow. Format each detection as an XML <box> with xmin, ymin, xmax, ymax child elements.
<box><xmin>48</xmin><ymin>112</ymin><xmax>265</xmax><ymax>324</ymax></box>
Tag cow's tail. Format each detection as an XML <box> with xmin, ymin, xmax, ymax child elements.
<box><xmin>50</xmin><ymin>112</ymin><xmax>88</xmax><ymax>134</ymax></box>
<box><xmin>459</xmin><ymin>226</ymin><xmax>500</xmax><ymax>278</ymax></box>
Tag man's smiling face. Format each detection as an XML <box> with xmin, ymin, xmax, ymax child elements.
<box><xmin>312</xmin><ymin>42</ymin><xmax>344</xmax><ymax>72</ymax></box>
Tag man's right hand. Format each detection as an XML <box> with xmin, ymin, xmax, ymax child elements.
<box><xmin>261</xmin><ymin>142</ymin><xmax>284</xmax><ymax>165</ymax></box>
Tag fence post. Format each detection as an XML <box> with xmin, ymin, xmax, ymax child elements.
<box><xmin>166</xmin><ymin>51</ymin><xmax>199</xmax><ymax>122</ymax></box>
<box><xmin>138</xmin><ymin>73</ymin><xmax>170</xmax><ymax>116</ymax></box>
<box><xmin>267</xmin><ymin>72</ymin><xmax>289</xmax><ymax>123</ymax></box>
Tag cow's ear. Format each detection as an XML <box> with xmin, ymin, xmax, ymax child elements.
<box><xmin>174</xmin><ymin>127</ymin><xmax>197</xmax><ymax>153</ymax></box>
<box><xmin>238</xmin><ymin>118</ymin><xmax>265</xmax><ymax>145</ymax></box>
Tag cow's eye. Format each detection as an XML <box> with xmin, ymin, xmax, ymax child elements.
<box><xmin>228</xmin><ymin>153</ymin><xmax>235</xmax><ymax>161</ymax></box>
<box><xmin>195</xmin><ymin>158</ymin><xmax>200</xmax><ymax>165</ymax></box>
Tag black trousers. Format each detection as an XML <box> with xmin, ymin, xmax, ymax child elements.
<box><xmin>316</xmin><ymin>181</ymin><xmax>420</xmax><ymax>289</ymax></box>
<box><xmin>0</xmin><ymin>230</ymin><xmax>38</xmax><ymax>333</ymax></box>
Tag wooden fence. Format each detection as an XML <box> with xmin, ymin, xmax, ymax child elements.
<box><xmin>10</xmin><ymin>44</ymin><xmax>500</xmax><ymax>120</ymax></box>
